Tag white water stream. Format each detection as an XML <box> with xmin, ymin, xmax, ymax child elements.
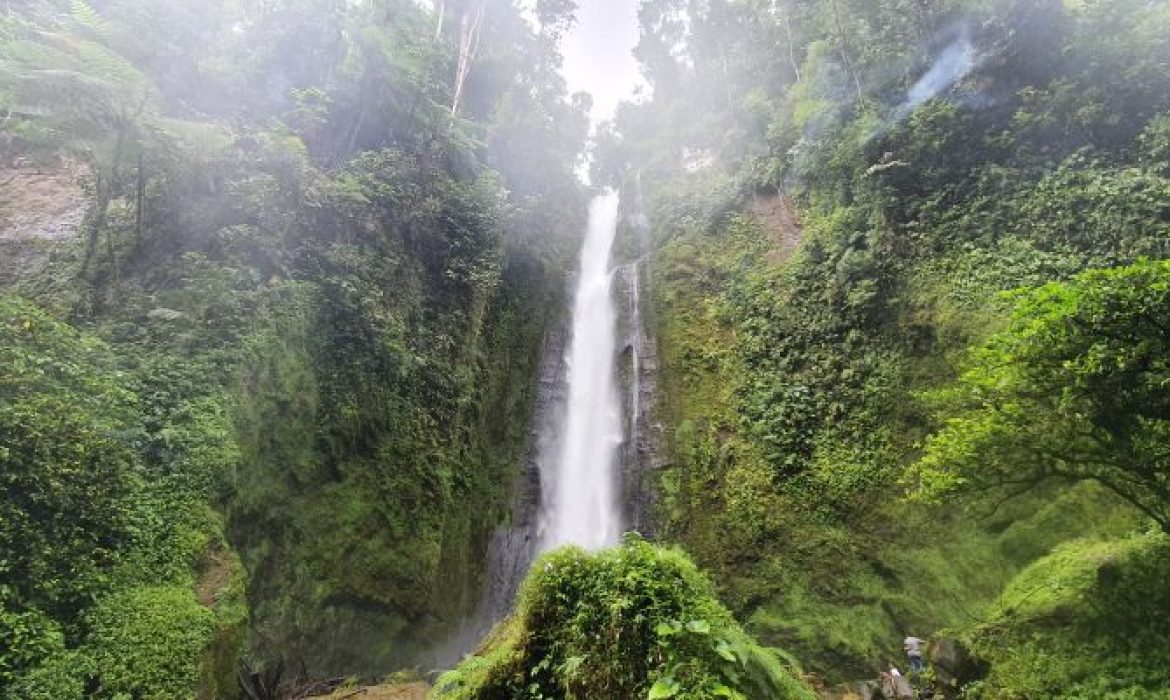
<box><xmin>538</xmin><ymin>192</ymin><xmax>624</xmax><ymax>551</ymax></box>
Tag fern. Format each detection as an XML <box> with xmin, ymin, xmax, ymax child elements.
<box><xmin>70</xmin><ymin>0</ymin><xmax>109</xmax><ymax>37</ymax></box>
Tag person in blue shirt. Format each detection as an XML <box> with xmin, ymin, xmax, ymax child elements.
<box><xmin>903</xmin><ymin>635</ymin><xmax>927</xmax><ymax>673</ymax></box>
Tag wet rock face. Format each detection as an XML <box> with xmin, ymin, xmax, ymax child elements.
<box><xmin>481</xmin><ymin>320</ymin><xmax>569</xmax><ymax>620</ymax></box>
<box><xmin>614</xmin><ymin>258</ymin><xmax>665</xmax><ymax>539</ymax></box>
<box><xmin>427</xmin><ymin>320</ymin><xmax>569</xmax><ymax>668</ymax></box>
<box><xmin>0</xmin><ymin>159</ymin><xmax>89</xmax><ymax>287</ymax></box>
<box><xmin>929</xmin><ymin>638</ymin><xmax>986</xmax><ymax>693</ymax></box>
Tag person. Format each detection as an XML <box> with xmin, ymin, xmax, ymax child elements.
<box><xmin>903</xmin><ymin>635</ymin><xmax>926</xmax><ymax>673</ymax></box>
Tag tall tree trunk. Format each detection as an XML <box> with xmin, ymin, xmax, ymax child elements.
<box><xmin>82</xmin><ymin>126</ymin><xmax>126</xmax><ymax>281</ymax></box>
<box><xmin>83</xmin><ymin>170</ymin><xmax>110</xmax><ymax>279</ymax></box>
<box><xmin>450</xmin><ymin>0</ymin><xmax>486</xmax><ymax>118</ymax></box>
<box><xmin>829</xmin><ymin>0</ymin><xmax>864</xmax><ymax>104</ymax></box>
<box><xmin>134</xmin><ymin>152</ymin><xmax>144</xmax><ymax>245</ymax></box>
<box><xmin>781</xmin><ymin>6</ymin><xmax>801</xmax><ymax>83</ymax></box>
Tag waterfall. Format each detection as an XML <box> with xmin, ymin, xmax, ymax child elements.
<box><xmin>538</xmin><ymin>192</ymin><xmax>624</xmax><ymax>551</ymax></box>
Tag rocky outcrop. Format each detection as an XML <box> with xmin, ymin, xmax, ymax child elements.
<box><xmin>929</xmin><ymin>638</ymin><xmax>985</xmax><ymax>696</ymax></box>
<box><xmin>748</xmin><ymin>192</ymin><xmax>803</xmax><ymax>266</ymax></box>
<box><xmin>0</xmin><ymin>159</ymin><xmax>89</xmax><ymax>287</ymax></box>
<box><xmin>615</xmin><ymin>258</ymin><xmax>665</xmax><ymax>538</ymax></box>
<box><xmin>480</xmin><ymin>321</ymin><xmax>569</xmax><ymax>621</ymax></box>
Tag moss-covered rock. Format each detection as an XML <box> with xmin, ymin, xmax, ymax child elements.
<box><xmin>434</xmin><ymin>538</ymin><xmax>815</xmax><ymax>700</ymax></box>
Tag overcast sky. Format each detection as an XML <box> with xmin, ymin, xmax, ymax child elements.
<box><xmin>559</xmin><ymin>0</ymin><xmax>644</xmax><ymax>123</ymax></box>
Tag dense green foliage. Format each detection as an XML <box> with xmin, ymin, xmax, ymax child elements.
<box><xmin>83</xmin><ymin>586</ymin><xmax>217</xmax><ymax>698</ymax></box>
<box><xmin>5</xmin><ymin>0</ymin><xmax>1170</xmax><ymax>695</ymax></box>
<box><xmin>434</xmin><ymin>538</ymin><xmax>815</xmax><ymax>700</ymax></box>
<box><xmin>0</xmin><ymin>297</ymin><xmax>246</xmax><ymax>698</ymax></box>
<box><xmin>914</xmin><ymin>260</ymin><xmax>1170</xmax><ymax>531</ymax></box>
<box><xmin>600</xmin><ymin>0</ymin><xmax>1170</xmax><ymax>688</ymax></box>
<box><xmin>648</xmin><ymin>217</ymin><xmax>1015</xmax><ymax>678</ymax></box>
<box><xmin>1</xmin><ymin>0</ymin><xmax>588</xmax><ymax>693</ymax></box>
<box><xmin>0</xmin><ymin>298</ymin><xmax>136</xmax><ymax>623</ymax></box>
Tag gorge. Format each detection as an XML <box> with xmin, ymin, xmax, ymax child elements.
<box><xmin>2</xmin><ymin>0</ymin><xmax>1170</xmax><ymax>698</ymax></box>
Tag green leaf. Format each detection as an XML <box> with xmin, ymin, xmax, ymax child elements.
<box><xmin>648</xmin><ymin>677</ymin><xmax>680</xmax><ymax>699</ymax></box>
<box><xmin>686</xmin><ymin>619</ymin><xmax>711</xmax><ymax>635</ymax></box>
<box><xmin>656</xmin><ymin>621</ymin><xmax>681</xmax><ymax>637</ymax></box>
<box><xmin>715</xmin><ymin>640</ymin><xmax>738</xmax><ymax>662</ymax></box>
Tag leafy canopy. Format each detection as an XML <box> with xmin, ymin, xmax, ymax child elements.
<box><xmin>913</xmin><ymin>259</ymin><xmax>1170</xmax><ymax>531</ymax></box>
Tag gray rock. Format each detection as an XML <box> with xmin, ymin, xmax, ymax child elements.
<box><xmin>147</xmin><ymin>307</ymin><xmax>186</xmax><ymax>322</ymax></box>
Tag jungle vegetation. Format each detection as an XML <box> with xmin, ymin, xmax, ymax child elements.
<box><xmin>2</xmin><ymin>0</ymin><xmax>1170</xmax><ymax>698</ymax></box>
<box><xmin>591</xmin><ymin>0</ymin><xmax>1170</xmax><ymax>696</ymax></box>
<box><xmin>1</xmin><ymin>0</ymin><xmax>587</xmax><ymax>694</ymax></box>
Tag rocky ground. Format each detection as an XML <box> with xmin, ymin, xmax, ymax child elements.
<box><xmin>306</xmin><ymin>682</ymin><xmax>429</xmax><ymax>700</ymax></box>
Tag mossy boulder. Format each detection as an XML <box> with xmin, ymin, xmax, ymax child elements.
<box><xmin>434</xmin><ymin>537</ymin><xmax>815</xmax><ymax>700</ymax></box>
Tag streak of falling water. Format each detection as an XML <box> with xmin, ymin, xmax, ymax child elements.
<box><xmin>628</xmin><ymin>262</ymin><xmax>641</xmax><ymax>437</ymax></box>
<box><xmin>538</xmin><ymin>192</ymin><xmax>624</xmax><ymax>551</ymax></box>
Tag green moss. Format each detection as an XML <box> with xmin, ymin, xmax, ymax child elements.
<box><xmin>435</xmin><ymin>538</ymin><xmax>815</xmax><ymax>700</ymax></box>
<box><xmin>963</xmin><ymin>533</ymin><xmax>1170</xmax><ymax>698</ymax></box>
<box><xmin>85</xmin><ymin>586</ymin><xmax>216</xmax><ymax>699</ymax></box>
<box><xmin>227</xmin><ymin>240</ymin><xmax>561</xmax><ymax>672</ymax></box>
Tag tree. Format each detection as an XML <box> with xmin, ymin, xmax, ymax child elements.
<box><xmin>0</xmin><ymin>3</ymin><xmax>223</xmax><ymax>282</ymax></box>
<box><xmin>912</xmin><ymin>259</ymin><xmax>1170</xmax><ymax>532</ymax></box>
<box><xmin>535</xmin><ymin>0</ymin><xmax>577</xmax><ymax>43</ymax></box>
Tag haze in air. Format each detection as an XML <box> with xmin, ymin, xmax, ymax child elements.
<box><xmin>1</xmin><ymin>1</ymin><xmax>1169</xmax><ymax>698</ymax></box>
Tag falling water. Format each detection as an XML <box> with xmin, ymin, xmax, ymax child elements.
<box><xmin>538</xmin><ymin>192</ymin><xmax>624</xmax><ymax>551</ymax></box>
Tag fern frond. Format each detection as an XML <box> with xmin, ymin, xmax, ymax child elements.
<box><xmin>70</xmin><ymin>0</ymin><xmax>110</xmax><ymax>37</ymax></box>
<box><xmin>43</xmin><ymin>32</ymin><xmax>151</xmax><ymax>100</ymax></box>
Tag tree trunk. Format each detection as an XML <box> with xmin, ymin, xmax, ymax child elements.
<box><xmin>829</xmin><ymin>0</ymin><xmax>864</xmax><ymax>104</ymax></box>
<box><xmin>450</xmin><ymin>0</ymin><xmax>486</xmax><ymax>118</ymax></box>
<box><xmin>781</xmin><ymin>7</ymin><xmax>801</xmax><ymax>83</ymax></box>
<box><xmin>135</xmin><ymin>152</ymin><xmax>145</xmax><ymax>245</ymax></box>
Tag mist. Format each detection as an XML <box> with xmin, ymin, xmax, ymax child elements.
<box><xmin>897</xmin><ymin>31</ymin><xmax>981</xmax><ymax>119</ymax></box>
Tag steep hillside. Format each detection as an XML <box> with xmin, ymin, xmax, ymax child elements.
<box><xmin>598</xmin><ymin>0</ymin><xmax>1170</xmax><ymax>692</ymax></box>
<box><xmin>0</xmin><ymin>0</ymin><xmax>587</xmax><ymax>694</ymax></box>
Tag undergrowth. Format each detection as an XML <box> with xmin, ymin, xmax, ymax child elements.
<box><xmin>434</xmin><ymin>537</ymin><xmax>815</xmax><ymax>700</ymax></box>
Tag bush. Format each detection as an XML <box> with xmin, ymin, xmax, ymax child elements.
<box><xmin>0</xmin><ymin>605</ymin><xmax>64</xmax><ymax>688</ymax></box>
<box><xmin>85</xmin><ymin>586</ymin><xmax>216</xmax><ymax>699</ymax></box>
<box><xmin>5</xmin><ymin>649</ymin><xmax>94</xmax><ymax>700</ymax></box>
<box><xmin>434</xmin><ymin>537</ymin><xmax>814</xmax><ymax>700</ymax></box>
<box><xmin>0</xmin><ymin>296</ymin><xmax>138</xmax><ymax>633</ymax></box>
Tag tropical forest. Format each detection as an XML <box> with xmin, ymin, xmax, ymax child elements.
<box><xmin>1</xmin><ymin>0</ymin><xmax>1168</xmax><ymax>698</ymax></box>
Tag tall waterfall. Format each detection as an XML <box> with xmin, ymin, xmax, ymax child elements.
<box><xmin>538</xmin><ymin>192</ymin><xmax>624</xmax><ymax>551</ymax></box>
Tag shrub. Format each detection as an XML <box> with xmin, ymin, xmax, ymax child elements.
<box><xmin>434</xmin><ymin>537</ymin><xmax>814</xmax><ymax>700</ymax></box>
<box><xmin>85</xmin><ymin>586</ymin><xmax>216</xmax><ymax>699</ymax></box>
